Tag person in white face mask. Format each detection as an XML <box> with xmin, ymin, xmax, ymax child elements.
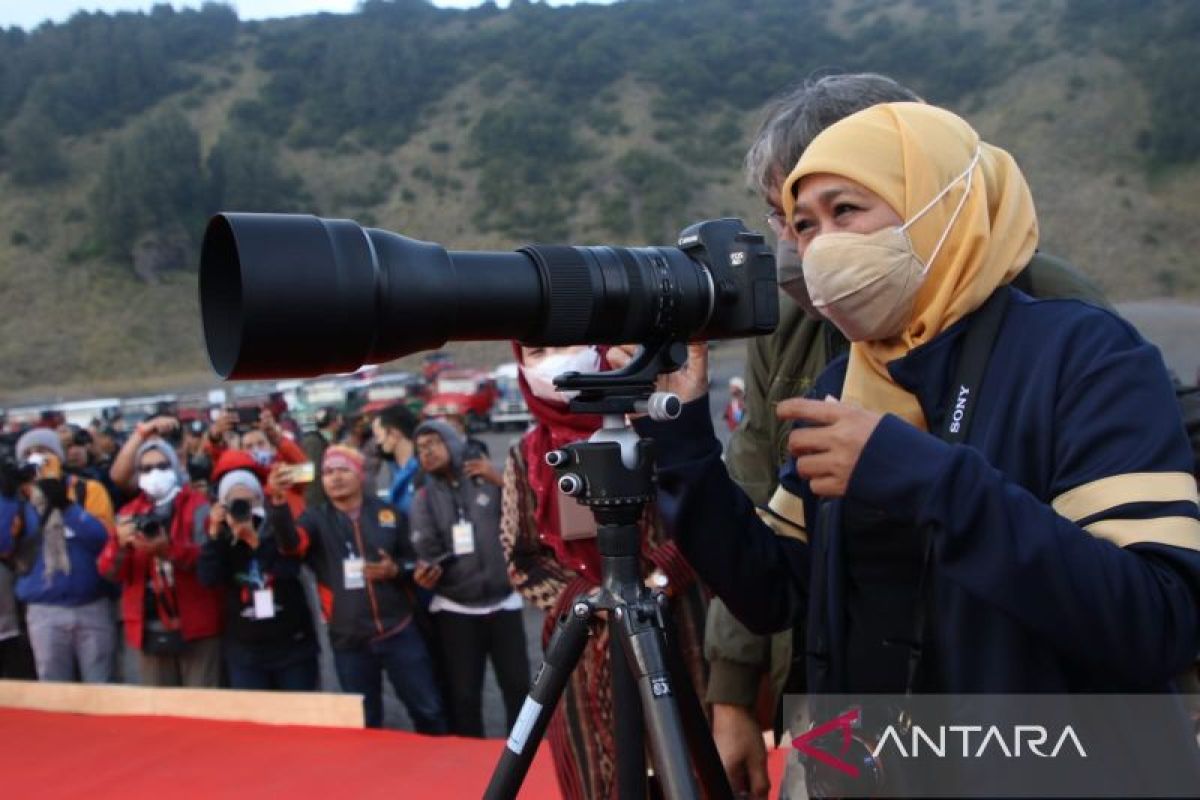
<box><xmin>97</xmin><ymin>440</ymin><xmax>223</xmax><ymax>687</ymax></box>
<box><xmin>197</xmin><ymin>468</ymin><xmax>319</xmax><ymax>691</ymax></box>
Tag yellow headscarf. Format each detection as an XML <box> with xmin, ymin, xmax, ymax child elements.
<box><xmin>780</xmin><ymin>102</ymin><xmax>1039</xmax><ymax>429</ymax></box>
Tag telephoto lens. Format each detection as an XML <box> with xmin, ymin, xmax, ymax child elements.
<box><xmin>200</xmin><ymin>214</ymin><xmax>777</xmax><ymax>379</ymax></box>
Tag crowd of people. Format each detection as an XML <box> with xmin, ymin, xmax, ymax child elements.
<box><xmin>0</xmin><ymin>397</ymin><xmax>527</xmax><ymax>738</ymax></box>
<box><xmin>3</xmin><ymin>69</ymin><xmax>1200</xmax><ymax>799</ymax></box>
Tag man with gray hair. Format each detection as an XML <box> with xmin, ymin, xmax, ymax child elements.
<box><xmin>710</xmin><ymin>72</ymin><xmax>1109</xmax><ymax>798</ymax></box>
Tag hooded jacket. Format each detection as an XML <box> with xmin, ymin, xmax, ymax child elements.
<box><xmin>409</xmin><ymin>420</ymin><xmax>511</xmax><ymax>606</ymax></box>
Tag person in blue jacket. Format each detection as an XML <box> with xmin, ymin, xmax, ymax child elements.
<box><xmin>372</xmin><ymin>403</ymin><xmax>422</xmax><ymax>516</ymax></box>
<box><xmin>621</xmin><ymin>102</ymin><xmax>1200</xmax><ymax>793</ymax></box>
<box><xmin>12</xmin><ymin>476</ymin><xmax>115</xmax><ymax>682</ymax></box>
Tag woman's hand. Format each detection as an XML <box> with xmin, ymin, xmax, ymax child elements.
<box><xmin>607</xmin><ymin>342</ymin><xmax>710</xmax><ymax>410</ymax></box>
<box><xmin>778</xmin><ymin>398</ymin><xmax>883</xmax><ymax>497</ymax></box>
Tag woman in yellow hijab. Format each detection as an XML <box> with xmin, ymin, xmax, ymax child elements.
<box><xmin>626</xmin><ymin>100</ymin><xmax>1200</xmax><ymax>794</ymax></box>
<box><xmin>780</xmin><ymin>101</ymin><xmax>1037</xmax><ymax>430</ymax></box>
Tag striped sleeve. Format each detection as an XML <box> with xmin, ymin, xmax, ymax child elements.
<box><xmin>849</xmin><ymin>309</ymin><xmax>1200</xmax><ymax>685</ymax></box>
<box><xmin>756</xmin><ymin>484</ymin><xmax>808</xmax><ymax>543</ymax></box>
<box><xmin>1051</xmin><ymin>472</ymin><xmax>1200</xmax><ymax>550</ymax></box>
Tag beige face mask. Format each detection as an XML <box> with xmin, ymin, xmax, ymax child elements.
<box><xmin>800</xmin><ymin>147</ymin><xmax>981</xmax><ymax>342</ymax></box>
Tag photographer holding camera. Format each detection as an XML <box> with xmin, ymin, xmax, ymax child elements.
<box><xmin>705</xmin><ymin>73</ymin><xmax>1115</xmax><ymax>799</ymax></box>
<box><xmin>623</xmin><ymin>100</ymin><xmax>1200</xmax><ymax>792</ymax></box>
<box><xmin>12</xmin><ymin>473</ymin><xmax>115</xmax><ymax>683</ymax></box>
<box><xmin>18</xmin><ymin>428</ymin><xmax>114</xmax><ymax>530</ymax></box>
<box><xmin>266</xmin><ymin>444</ymin><xmax>447</xmax><ymax>732</ymax></box>
<box><xmin>98</xmin><ymin>439</ymin><xmax>222</xmax><ymax>687</ymax></box>
<box><xmin>198</xmin><ymin>467</ymin><xmax>319</xmax><ymax>691</ymax></box>
<box><xmin>409</xmin><ymin>419</ymin><xmax>528</xmax><ymax>739</ymax></box>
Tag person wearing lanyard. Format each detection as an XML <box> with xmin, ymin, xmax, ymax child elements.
<box><xmin>198</xmin><ymin>469</ymin><xmax>319</xmax><ymax>691</ymax></box>
<box><xmin>97</xmin><ymin>439</ymin><xmax>222</xmax><ymax>687</ymax></box>
<box><xmin>409</xmin><ymin>419</ymin><xmax>530</xmax><ymax>739</ymax></box>
<box><xmin>267</xmin><ymin>445</ymin><xmax>447</xmax><ymax>732</ymax></box>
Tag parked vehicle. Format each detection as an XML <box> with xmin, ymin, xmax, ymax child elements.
<box><xmin>489</xmin><ymin>363</ymin><xmax>531</xmax><ymax>431</ymax></box>
<box><xmin>425</xmin><ymin>369</ymin><xmax>497</xmax><ymax>432</ymax></box>
<box><xmin>422</xmin><ymin>351</ymin><xmax>455</xmax><ymax>382</ymax></box>
<box><xmin>361</xmin><ymin>372</ymin><xmax>428</xmax><ymax>416</ymax></box>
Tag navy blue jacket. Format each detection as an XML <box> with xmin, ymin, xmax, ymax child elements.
<box><xmin>639</xmin><ymin>289</ymin><xmax>1200</xmax><ymax>695</ymax></box>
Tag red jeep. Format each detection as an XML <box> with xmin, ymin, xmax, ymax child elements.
<box><xmin>424</xmin><ymin>369</ymin><xmax>498</xmax><ymax>432</ymax></box>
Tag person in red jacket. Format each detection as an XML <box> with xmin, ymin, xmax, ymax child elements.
<box><xmin>97</xmin><ymin>440</ymin><xmax>222</xmax><ymax>687</ymax></box>
<box><xmin>206</xmin><ymin>408</ymin><xmax>309</xmax><ymax>517</ymax></box>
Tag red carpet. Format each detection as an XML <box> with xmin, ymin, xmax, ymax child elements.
<box><xmin>0</xmin><ymin>708</ymin><xmax>790</xmax><ymax>798</ymax></box>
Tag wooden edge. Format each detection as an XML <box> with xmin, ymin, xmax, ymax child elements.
<box><xmin>0</xmin><ymin>680</ymin><xmax>364</xmax><ymax>728</ymax></box>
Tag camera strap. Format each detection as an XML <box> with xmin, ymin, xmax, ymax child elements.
<box><xmin>904</xmin><ymin>286</ymin><xmax>1011</xmax><ymax>696</ymax></box>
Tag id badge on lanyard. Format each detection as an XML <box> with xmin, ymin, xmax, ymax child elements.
<box><xmin>248</xmin><ymin>560</ymin><xmax>275</xmax><ymax>620</ymax></box>
<box><xmin>342</xmin><ymin>541</ymin><xmax>366</xmax><ymax>590</ymax></box>
<box><xmin>452</xmin><ymin>518</ymin><xmax>475</xmax><ymax>556</ymax></box>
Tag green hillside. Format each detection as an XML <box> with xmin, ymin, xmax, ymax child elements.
<box><xmin>1</xmin><ymin>0</ymin><xmax>1198</xmax><ymax>402</ymax></box>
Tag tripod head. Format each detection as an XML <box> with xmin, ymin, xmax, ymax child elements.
<box><xmin>553</xmin><ymin>339</ymin><xmax>686</xmax><ymax>420</ymax></box>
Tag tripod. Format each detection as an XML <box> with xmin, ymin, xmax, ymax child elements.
<box><xmin>484</xmin><ymin>343</ymin><xmax>734</xmax><ymax>800</ymax></box>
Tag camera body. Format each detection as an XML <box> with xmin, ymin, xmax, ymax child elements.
<box><xmin>228</xmin><ymin>497</ymin><xmax>253</xmax><ymax>524</ymax></box>
<box><xmin>133</xmin><ymin>515</ymin><xmax>164</xmax><ymax>538</ymax></box>
<box><xmin>673</xmin><ymin>218</ymin><xmax>778</xmax><ymax>344</ymax></box>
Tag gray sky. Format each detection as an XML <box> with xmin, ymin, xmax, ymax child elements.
<box><xmin>0</xmin><ymin>1</ymin><xmax>616</xmax><ymax>30</ymax></box>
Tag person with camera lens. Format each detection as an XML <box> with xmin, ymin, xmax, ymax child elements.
<box><xmin>266</xmin><ymin>444</ymin><xmax>447</xmax><ymax>732</ymax></box>
<box><xmin>498</xmin><ymin>344</ymin><xmax>707</xmax><ymax>799</ymax></box>
<box><xmin>97</xmin><ymin>439</ymin><xmax>222</xmax><ymax>687</ymax></box>
<box><xmin>12</xmin><ymin>473</ymin><xmax>115</xmax><ymax>683</ymax></box>
<box><xmin>409</xmin><ymin>419</ymin><xmax>528</xmax><ymax>738</ymax></box>
<box><xmin>197</xmin><ymin>467</ymin><xmax>319</xmax><ymax>691</ymax></box>
<box><xmin>706</xmin><ymin>73</ymin><xmax>1115</xmax><ymax>799</ymax></box>
<box><xmin>17</xmin><ymin>428</ymin><xmax>114</xmax><ymax>531</ymax></box>
<box><xmin>620</xmin><ymin>100</ymin><xmax>1200</xmax><ymax>794</ymax></box>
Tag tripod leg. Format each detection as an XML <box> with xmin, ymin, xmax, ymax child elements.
<box><xmin>614</xmin><ymin>606</ymin><xmax>703</xmax><ymax>800</ymax></box>
<box><xmin>658</xmin><ymin>596</ymin><xmax>734</xmax><ymax>799</ymax></box>
<box><xmin>610</xmin><ymin>619</ymin><xmax>648</xmax><ymax>800</ymax></box>
<box><xmin>484</xmin><ymin>598</ymin><xmax>593</xmax><ymax>800</ymax></box>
